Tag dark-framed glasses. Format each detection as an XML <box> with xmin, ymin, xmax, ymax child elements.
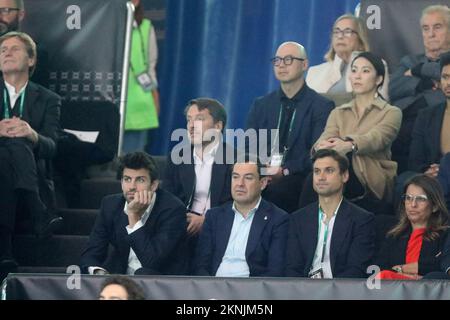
<box><xmin>332</xmin><ymin>28</ymin><xmax>357</xmax><ymax>38</ymax></box>
<box><xmin>0</xmin><ymin>7</ymin><xmax>19</xmax><ymax>15</ymax></box>
<box><xmin>271</xmin><ymin>55</ymin><xmax>304</xmax><ymax>66</ymax></box>
<box><xmin>402</xmin><ymin>194</ymin><xmax>429</xmax><ymax>204</ymax></box>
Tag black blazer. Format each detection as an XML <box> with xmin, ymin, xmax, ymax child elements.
<box><xmin>194</xmin><ymin>199</ymin><xmax>289</xmax><ymax>277</ymax></box>
<box><xmin>246</xmin><ymin>85</ymin><xmax>334</xmax><ymax>175</ymax></box>
<box><xmin>286</xmin><ymin>199</ymin><xmax>375</xmax><ymax>278</ymax></box>
<box><xmin>409</xmin><ymin>102</ymin><xmax>446</xmax><ymax>172</ymax></box>
<box><xmin>163</xmin><ymin>141</ymin><xmax>235</xmax><ymax>209</ymax></box>
<box><xmin>80</xmin><ymin>189</ymin><xmax>188</xmax><ymax>275</ymax></box>
<box><xmin>375</xmin><ymin>228</ymin><xmax>450</xmax><ymax>276</ymax></box>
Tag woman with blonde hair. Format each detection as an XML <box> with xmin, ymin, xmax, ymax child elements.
<box><xmin>306</xmin><ymin>14</ymin><xmax>389</xmax><ymax>100</ymax></box>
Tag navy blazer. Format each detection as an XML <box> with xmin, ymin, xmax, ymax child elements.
<box><xmin>286</xmin><ymin>199</ymin><xmax>375</xmax><ymax>278</ymax></box>
<box><xmin>409</xmin><ymin>103</ymin><xmax>446</xmax><ymax>172</ymax></box>
<box><xmin>80</xmin><ymin>189</ymin><xmax>188</xmax><ymax>275</ymax></box>
<box><xmin>376</xmin><ymin>228</ymin><xmax>450</xmax><ymax>276</ymax></box>
<box><xmin>194</xmin><ymin>199</ymin><xmax>289</xmax><ymax>277</ymax></box>
<box><xmin>246</xmin><ymin>85</ymin><xmax>334</xmax><ymax>175</ymax></box>
<box><xmin>163</xmin><ymin>141</ymin><xmax>235</xmax><ymax>209</ymax></box>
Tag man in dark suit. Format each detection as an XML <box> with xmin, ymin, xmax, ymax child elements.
<box><xmin>286</xmin><ymin>149</ymin><xmax>375</xmax><ymax>278</ymax></box>
<box><xmin>80</xmin><ymin>152</ymin><xmax>188</xmax><ymax>275</ymax></box>
<box><xmin>0</xmin><ymin>31</ymin><xmax>61</xmax><ymax>280</ymax></box>
<box><xmin>246</xmin><ymin>41</ymin><xmax>334</xmax><ymax>213</ymax></box>
<box><xmin>389</xmin><ymin>5</ymin><xmax>449</xmax><ymax>173</ymax></box>
<box><xmin>194</xmin><ymin>157</ymin><xmax>288</xmax><ymax>277</ymax></box>
<box><xmin>164</xmin><ymin>98</ymin><xmax>235</xmax><ymax>272</ymax></box>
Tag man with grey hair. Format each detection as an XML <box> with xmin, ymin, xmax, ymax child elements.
<box><xmin>389</xmin><ymin>4</ymin><xmax>450</xmax><ymax>173</ymax></box>
<box><xmin>0</xmin><ymin>31</ymin><xmax>61</xmax><ymax>281</ymax></box>
<box><xmin>0</xmin><ymin>0</ymin><xmax>48</xmax><ymax>87</ymax></box>
<box><xmin>246</xmin><ymin>41</ymin><xmax>334</xmax><ymax>213</ymax></box>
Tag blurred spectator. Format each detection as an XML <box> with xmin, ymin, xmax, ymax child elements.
<box><xmin>389</xmin><ymin>5</ymin><xmax>449</xmax><ymax>173</ymax></box>
<box><xmin>299</xmin><ymin>52</ymin><xmax>401</xmax><ymax>215</ymax></box>
<box><xmin>98</xmin><ymin>275</ymin><xmax>146</xmax><ymax>300</ymax></box>
<box><xmin>307</xmin><ymin>14</ymin><xmax>389</xmax><ymax>101</ymax></box>
<box><xmin>375</xmin><ymin>175</ymin><xmax>450</xmax><ymax>280</ymax></box>
<box><xmin>123</xmin><ymin>0</ymin><xmax>160</xmax><ymax>153</ymax></box>
<box><xmin>246</xmin><ymin>41</ymin><xmax>334</xmax><ymax>213</ymax></box>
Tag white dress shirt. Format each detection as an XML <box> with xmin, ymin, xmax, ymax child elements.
<box><xmin>309</xmin><ymin>198</ymin><xmax>343</xmax><ymax>279</ymax></box>
<box><xmin>190</xmin><ymin>142</ymin><xmax>219</xmax><ymax>215</ymax></box>
<box><xmin>88</xmin><ymin>192</ymin><xmax>156</xmax><ymax>275</ymax></box>
<box><xmin>5</xmin><ymin>80</ymin><xmax>27</xmax><ymax>109</ymax></box>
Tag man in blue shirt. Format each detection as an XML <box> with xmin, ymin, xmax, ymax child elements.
<box><xmin>194</xmin><ymin>157</ymin><xmax>288</xmax><ymax>277</ymax></box>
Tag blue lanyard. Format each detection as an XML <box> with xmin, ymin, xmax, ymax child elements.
<box><xmin>3</xmin><ymin>87</ymin><xmax>26</xmax><ymax>119</ymax></box>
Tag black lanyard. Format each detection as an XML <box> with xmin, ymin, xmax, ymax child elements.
<box><xmin>3</xmin><ymin>87</ymin><xmax>25</xmax><ymax>119</ymax></box>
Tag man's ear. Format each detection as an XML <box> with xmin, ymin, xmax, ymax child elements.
<box><xmin>214</xmin><ymin>120</ymin><xmax>223</xmax><ymax>132</ymax></box>
<box><xmin>260</xmin><ymin>176</ymin><xmax>268</xmax><ymax>191</ymax></box>
<box><xmin>150</xmin><ymin>180</ymin><xmax>159</xmax><ymax>192</ymax></box>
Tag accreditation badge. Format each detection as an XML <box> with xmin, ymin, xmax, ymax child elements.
<box><xmin>136</xmin><ymin>72</ymin><xmax>154</xmax><ymax>92</ymax></box>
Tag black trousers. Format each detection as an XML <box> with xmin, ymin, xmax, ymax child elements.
<box><xmin>0</xmin><ymin>138</ymin><xmax>44</xmax><ymax>229</ymax></box>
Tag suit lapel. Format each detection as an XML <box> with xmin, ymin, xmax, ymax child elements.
<box><xmin>245</xmin><ymin>200</ymin><xmax>269</xmax><ymax>257</ymax></box>
<box><xmin>216</xmin><ymin>205</ymin><xmax>235</xmax><ymax>259</ymax></box>
<box><xmin>305</xmin><ymin>208</ymin><xmax>319</xmax><ymax>270</ymax></box>
<box><xmin>329</xmin><ymin>200</ymin><xmax>350</xmax><ymax>271</ymax></box>
<box><xmin>22</xmin><ymin>82</ymin><xmax>40</xmax><ymax>126</ymax></box>
<box><xmin>180</xmin><ymin>152</ymin><xmax>196</xmax><ymax>206</ymax></box>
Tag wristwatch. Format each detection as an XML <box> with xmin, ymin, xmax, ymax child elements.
<box><xmin>282</xmin><ymin>168</ymin><xmax>290</xmax><ymax>176</ymax></box>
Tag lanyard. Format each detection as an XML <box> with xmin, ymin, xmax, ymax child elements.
<box><xmin>272</xmin><ymin>106</ymin><xmax>296</xmax><ymax>154</ymax></box>
<box><xmin>317</xmin><ymin>207</ymin><xmax>330</xmax><ymax>264</ymax></box>
<box><xmin>130</xmin><ymin>21</ymin><xmax>149</xmax><ymax>74</ymax></box>
<box><xmin>317</xmin><ymin>198</ymin><xmax>343</xmax><ymax>264</ymax></box>
<box><xmin>3</xmin><ymin>87</ymin><xmax>25</xmax><ymax>119</ymax></box>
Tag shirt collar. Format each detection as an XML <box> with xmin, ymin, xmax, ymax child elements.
<box><xmin>232</xmin><ymin>196</ymin><xmax>262</xmax><ymax>219</ymax></box>
<box><xmin>338</xmin><ymin>96</ymin><xmax>388</xmax><ymax>111</ymax></box>
<box><xmin>279</xmin><ymin>83</ymin><xmax>307</xmax><ymax>105</ymax></box>
<box><xmin>123</xmin><ymin>191</ymin><xmax>157</xmax><ymax>225</ymax></box>
<box><xmin>318</xmin><ymin>197</ymin><xmax>343</xmax><ymax>222</ymax></box>
<box><xmin>4</xmin><ymin>80</ymin><xmax>28</xmax><ymax>96</ymax></box>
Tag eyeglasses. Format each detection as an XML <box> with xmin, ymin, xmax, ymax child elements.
<box><xmin>271</xmin><ymin>55</ymin><xmax>304</xmax><ymax>66</ymax></box>
<box><xmin>402</xmin><ymin>194</ymin><xmax>429</xmax><ymax>204</ymax></box>
<box><xmin>332</xmin><ymin>28</ymin><xmax>358</xmax><ymax>38</ymax></box>
<box><xmin>0</xmin><ymin>7</ymin><xmax>19</xmax><ymax>15</ymax></box>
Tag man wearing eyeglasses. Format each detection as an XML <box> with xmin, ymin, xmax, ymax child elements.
<box><xmin>389</xmin><ymin>5</ymin><xmax>450</xmax><ymax>174</ymax></box>
<box><xmin>0</xmin><ymin>0</ymin><xmax>48</xmax><ymax>87</ymax></box>
<box><xmin>246</xmin><ymin>41</ymin><xmax>334</xmax><ymax>213</ymax></box>
<box><xmin>80</xmin><ymin>152</ymin><xmax>189</xmax><ymax>276</ymax></box>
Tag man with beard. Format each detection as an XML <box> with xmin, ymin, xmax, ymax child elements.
<box><xmin>80</xmin><ymin>152</ymin><xmax>188</xmax><ymax>275</ymax></box>
<box><xmin>286</xmin><ymin>149</ymin><xmax>375</xmax><ymax>279</ymax></box>
<box><xmin>0</xmin><ymin>0</ymin><xmax>48</xmax><ymax>87</ymax></box>
<box><xmin>194</xmin><ymin>158</ymin><xmax>288</xmax><ymax>277</ymax></box>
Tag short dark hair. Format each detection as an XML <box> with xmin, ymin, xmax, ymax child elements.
<box><xmin>184</xmin><ymin>98</ymin><xmax>227</xmax><ymax>131</ymax></box>
<box><xmin>440</xmin><ymin>51</ymin><xmax>450</xmax><ymax>74</ymax></box>
<box><xmin>311</xmin><ymin>149</ymin><xmax>349</xmax><ymax>173</ymax></box>
<box><xmin>116</xmin><ymin>151</ymin><xmax>159</xmax><ymax>181</ymax></box>
<box><xmin>234</xmin><ymin>153</ymin><xmax>266</xmax><ymax>178</ymax></box>
<box><xmin>99</xmin><ymin>276</ymin><xmax>146</xmax><ymax>300</ymax></box>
